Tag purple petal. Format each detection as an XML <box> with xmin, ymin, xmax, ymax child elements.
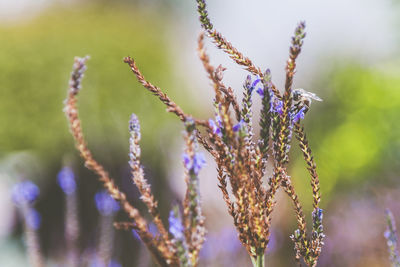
<box><xmin>168</xmin><ymin>210</ymin><xmax>184</xmax><ymax>239</ymax></box>
<box><xmin>11</xmin><ymin>181</ymin><xmax>40</xmax><ymax>205</ymax></box>
<box><xmin>57</xmin><ymin>167</ymin><xmax>76</xmax><ymax>195</ymax></box>
<box><xmin>193</xmin><ymin>153</ymin><xmax>206</xmax><ymax>175</ymax></box>
<box><xmin>256</xmin><ymin>87</ymin><xmax>264</xmax><ymax>97</ymax></box>
<box><xmin>95</xmin><ymin>191</ymin><xmax>120</xmax><ymax>216</ymax></box>
<box><xmin>26</xmin><ymin>208</ymin><xmax>41</xmax><ymax>230</ymax></box>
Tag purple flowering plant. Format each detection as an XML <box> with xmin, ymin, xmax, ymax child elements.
<box><xmin>11</xmin><ymin>1</ymin><xmax>400</xmax><ymax>266</ymax></box>
<box><xmin>11</xmin><ymin>180</ymin><xmax>44</xmax><ymax>266</ymax></box>
<box><xmin>59</xmin><ymin>0</ymin><xmax>329</xmax><ymax>266</ymax></box>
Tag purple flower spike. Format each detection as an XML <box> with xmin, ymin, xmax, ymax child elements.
<box><xmin>11</xmin><ymin>181</ymin><xmax>40</xmax><ymax>205</ymax></box>
<box><xmin>208</xmin><ymin>119</ymin><xmax>221</xmax><ymax>135</ymax></box>
<box><xmin>169</xmin><ymin>210</ymin><xmax>184</xmax><ymax>239</ymax></box>
<box><xmin>193</xmin><ymin>153</ymin><xmax>206</xmax><ymax>175</ymax></box>
<box><xmin>95</xmin><ymin>191</ymin><xmax>120</xmax><ymax>216</ymax></box>
<box><xmin>182</xmin><ymin>153</ymin><xmax>191</xmax><ymax>169</ymax></box>
<box><xmin>233</xmin><ymin>119</ymin><xmax>245</xmax><ymax>132</ymax></box>
<box><xmin>183</xmin><ymin>153</ymin><xmax>206</xmax><ymax>175</ymax></box>
<box><xmin>256</xmin><ymin>87</ymin><xmax>264</xmax><ymax>97</ymax></box>
<box><xmin>271</xmin><ymin>99</ymin><xmax>284</xmax><ymax>115</ymax></box>
<box><xmin>251</xmin><ymin>78</ymin><xmax>261</xmax><ymax>89</ymax></box>
<box><xmin>313</xmin><ymin>208</ymin><xmax>323</xmax><ymax>222</ymax></box>
<box><xmin>292</xmin><ymin>106</ymin><xmax>306</xmax><ymax>123</ymax></box>
<box><xmin>26</xmin><ymin>208</ymin><xmax>41</xmax><ymax>230</ymax></box>
<box><xmin>57</xmin><ymin>167</ymin><xmax>76</xmax><ymax>195</ymax></box>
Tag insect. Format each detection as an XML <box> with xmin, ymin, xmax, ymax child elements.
<box><xmin>293</xmin><ymin>88</ymin><xmax>323</xmax><ymax>107</ymax></box>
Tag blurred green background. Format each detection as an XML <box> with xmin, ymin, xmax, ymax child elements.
<box><xmin>0</xmin><ymin>0</ymin><xmax>399</xmax><ymax>266</ymax></box>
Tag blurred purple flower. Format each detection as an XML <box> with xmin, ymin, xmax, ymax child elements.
<box><xmin>26</xmin><ymin>208</ymin><xmax>41</xmax><ymax>230</ymax></box>
<box><xmin>11</xmin><ymin>181</ymin><xmax>40</xmax><ymax>205</ymax></box>
<box><xmin>108</xmin><ymin>260</ymin><xmax>122</xmax><ymax>267</ymax></box>
<box><xmin>95</xmin><ymin>191</ymin><xmax>120</xmax><ymax>216</ymax></box>
<box><xmin>57</xmin><ymin>167</ymin><xmax>76</xmax><ymax>195</ymax></box>
<box><xmin>168</xmin><ymin>210</ymin><xmax>184</xmax><ymax>240</ymax></box>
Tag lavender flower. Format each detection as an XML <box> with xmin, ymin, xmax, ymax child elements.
<box><xmin>11</xmin><ymin>180</ymin><xmax>44</xmax><ymax>266</ymax></box>
<box><xmin>256</xmin><ymin>87</ymin><xmax>264</xmax><ymax>97</ymax></box>
<box><xmin>313</xmin><ymin>208</ymin><xmax>323</xmax><ymax>223</ymax></box>
<box><xmin>95</xmin><ymin>191</ymin><xmax>120</xmax><ymax>216</ymax></box>
<box><xmin>193</xmin><ymin>153</ymin><xmax>206</xmax><ymax>175</ymax></box>
<box><xmin>215</xmin><ymin>115</ymin><xmax>223</xmax><ymax>126</ymax></box>
<box><xmin>292</xmin><ymin>106</ymin><xmax>306</xmax><ymax>123</ymax></box>
<box><xmin>11</xmin><ymin>181</ymin><xmax>40</xmax><ymax>205</ymax></box>
<box><xmin>168</xmin><ymin>209</ymin><xmax>184</xmax><ymax>240</ymax></box>
<box><xmin>26</xmin><ymin>208</ymin><xmax>42</xmax><ymax>230</ymax></box>
<box><xmin>183</xmin><ymin>152</ymin><xmax>206</xmax><ymax>175</ymax></box>
<box><xmin>209</xmin><ymin>119</ymin><xmax>221</xmax><ymax>135</ymax></box>
<box><xmin>251</xmin><ymin>78</ymin><xmax>261</xmax><ymax>92</ymax></box>
<box><xmin>57</xmin><ymin>167</ymin><xmax>77</xmax><ymax>195</ymax></box>
<box><xmin>385</xmin><ymin>209</ymin><xmax>400</xmax><ymax>266</ymax></box>
<box><xmin>271</xmin><ymin>99</ymin><xmax>284</xmax><ymax>115</ymax></box>
<box><xmin>233</xmin><ymin>119</ymin><xmax>245</xmax><ymax>132</ymax></box>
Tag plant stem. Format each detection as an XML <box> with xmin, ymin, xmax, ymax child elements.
<box><xmin>251</xmin><ymin>254</ymin><xmax>265</xmax><ymax>267</ymax></box>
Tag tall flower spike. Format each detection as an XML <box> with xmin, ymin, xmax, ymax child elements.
<box><xmin>259</xmin><ymin>69</ymin><xmax>273</xmax><ymax>162</ymax></box>
<box><xmin>278</xmin><ymin>21</ymin><xmax>307</xmax><ymax>166</ymax></box>
<box><xmin>64</xmin><ymin>57</ymin><xmax>174</xmax><ymax>267</ymax></box>
<box><xmin>182</xmin><ymin>118</ymin><xmax>206</xmax><ymax>266</ymax></box>
<box><xmin>57</xmin><ymin>167</ymin><xmax>79</xmax><ymax>267</ymax></box>
<box><xmin>69</xmin><ymin>56</ymin><xmax>89</xmax><ymax>95</ymax></box>
<box><xmin>12</xmin><ymin>181</ymin><xmax>44</xmax><ymax>267</ymax></box>
<box><xmin>241</xmin><ymin>75</ymin><xmax>254</xmax><ymax>126</ymax></box>
<box><xmin>169</xmin><ymin>207</ymin><xmax>190</xmax><ymax>267</ymax></box>
<box><xmin>385</xmin><ymin>209</ymin><xmax>400</xmax><ymax>267</ymax></box>
<box><xmin>95</xmin><ymin>190</ymin><xmax>118</xmax><ymax>265</ymax></box>
<box><xmin>57</xmin><ymin>167</ymin><xmax>77</xmax><ymax>195</ymax></box>
<box><xmin>128</xmin><ymin>113</ymin><xmax>172</xmax><ymax>251</ymax></box>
